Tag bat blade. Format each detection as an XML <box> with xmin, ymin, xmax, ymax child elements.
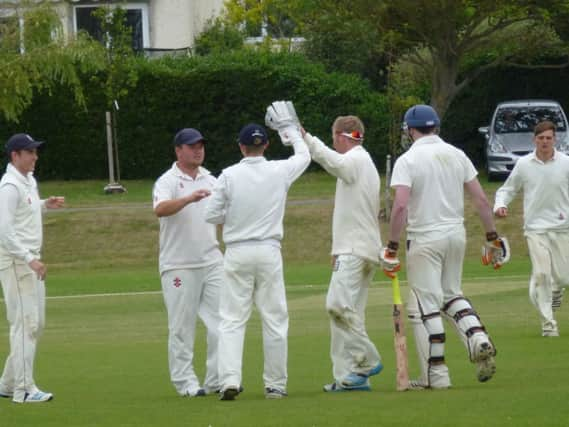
<box><xmin>392</xmin><ymin>275</ymin><xmax>410</xmax><ymax>391</ymax></box>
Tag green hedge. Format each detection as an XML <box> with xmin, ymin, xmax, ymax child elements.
<box><xmin>0</xmin><ymin>51</ymin><xmax>389</xmax><ymax>180</ymax></box>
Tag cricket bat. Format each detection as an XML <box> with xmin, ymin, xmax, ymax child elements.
<box><xmin>391</xmin><ymin>274</ymin><xmax>410</xmax><ymax>391</ymax></box>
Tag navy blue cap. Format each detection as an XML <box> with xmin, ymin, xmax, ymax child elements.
<box><xmin>5</xmin><ymin>133</ymin><xmax>44</xmax><ymax>154</ymax></box>
<box><xmin>174</xmin><ymin>128</ymin><xmax>205</xmax><ymax>145</ymax></box>
<box><xmin>238</xmin><ymin>123</ymin><xmax>268</xmax><ymax>146</ymax></box>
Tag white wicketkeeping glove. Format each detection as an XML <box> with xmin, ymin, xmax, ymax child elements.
<box><xmin>481</xmin><ymin>236</ymin><xmax>510</xmax><ymax>269</ymax></box>
<box><xmin>265</xmin><ymin>101</ymin><xmax>301</xmax><ymax>146</ymax></box>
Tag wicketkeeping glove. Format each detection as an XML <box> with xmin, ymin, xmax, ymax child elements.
<box><xmin>481</xmin><ymin>233</ymin><xmax>510</xmax><ymax>269</ymax></box>
<box><xmin>265</xmin><ymin>101</ymin><xmax>301</xmax><ymax>146</ymax></box>
<box><xmin>380</xmin><ymin>244</ymin><xmax>401</xmax><ymax>279</ymax></box>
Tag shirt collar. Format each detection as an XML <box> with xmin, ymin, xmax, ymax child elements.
<box><xmin>409</xmin><ymin>134</ymin><xmax>443</xmax><ymax>149</ymax></box>
<box><xmin>240</xmin><ymin>156</ymin><xmax>267</xmax><ymax>164</ymax></box>
<box><xmin>171</xmin><ymin>162</ymin><xmax>210</xmax><ymax>180</ymax></box>
<box><xmin>6</xmin><ymin>163</ymin><xmax>33</xmax><ymax>186</ymax></box>
<box><xmin>530</xmin><ymin>148</ymin><xmax>558</xmax><ymax>164</ymax></box>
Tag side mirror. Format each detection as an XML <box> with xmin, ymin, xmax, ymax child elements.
<box><xmin>478</xmin><ymin>126</ymin><xmax>489</xmax><ymax>135</ymax></box>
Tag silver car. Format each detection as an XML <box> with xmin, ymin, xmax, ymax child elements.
<box><xmin>478</xmin><ymin>99</ymin><xmax>569</xmax><ymax>180</ymax></box>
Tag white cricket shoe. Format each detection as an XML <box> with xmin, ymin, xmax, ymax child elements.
<box><xmin>0</xmin><ymin>384</ymin><xmax>13</xmax><ymax>398</ymax></box>
<box><xmin>471</xmin><ymin>335</ymin><xmax>497</xmax><ymax>382</ymax></box>
<box><xmin>264</xmin><ymin>387</ymin><xmax>288</xmax><ymax>399</ymax></box>
<box><xmin>13</xmin><ymin>390</ymin><xmax>53</xmax><ymax>404</ymax></box>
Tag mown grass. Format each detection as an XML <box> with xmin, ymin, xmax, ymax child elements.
<box><xmin>1</xmin><ymin>170</ymin><xmax>553</xmax><ymax>427</ymax></box>
<box><xmin>1</xmin><ymin>279</ymin><xmax>568</xmax><ymax>427</ymax></box>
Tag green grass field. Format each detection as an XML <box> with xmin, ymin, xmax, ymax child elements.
<box><xmin>1</xmin><ymin>172</ymin><xmax>568</xmax><ymax>426</ymax></box>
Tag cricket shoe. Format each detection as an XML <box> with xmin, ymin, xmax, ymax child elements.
<box><xmin>0</xmin><ymin>385</ymin><xmax>13</xmax><ymax>398</ymax></box>
<box><xmin>205</xmin><ymin>385</ymin><xmax>243</xmax><ymax>395</ymax></box>
<box><xmin>264</xmin><ymin>387</ymin><xmax>288</xmax><ymax>399</ymax></box>
<box><xmin>408</xmin><ymin>377</ymin><xmax>451</xmax><ymax>390</ymax></box>
<box><xmin>323</xmin><ymin>380</ymin><xmax>371</xmax><ymax>392</ymax></box>
<box><xmin>13</xmin><ymin>390</ymin><xmax>53</xmax><ymax>404</ymax></box>
<box><xmin>542</xmin><ymin>326</ymin><xmax>560</xmax><ymax>337</ymax></box>
<box><xmin>219</xmin><ymin>385</ymin><xmax>240</xmax><ymax>401</ymax></box>
<box><xmin>341</xmin><ymin>362</ymin><xmax>383</xmax><ymax>388</ymax></box>
<box><xmin>184</xmin><ymin>388</ymin><xmax>206</xmax><ymax>398</ymax></box>
<box><xmin>552</xmin><ymin>288</ymin><xmax>564</xmax><ymax>311</ymax></box>
<box><xmin>471</xmin><ymin>335</ymin><xmax>497</xmax><ymax>382</ymax></box>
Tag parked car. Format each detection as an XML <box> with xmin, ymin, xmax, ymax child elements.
<box><xmin>478</xmin><ymin>99</ymin><xmax>569</xmax><ymax>180</ymax></box>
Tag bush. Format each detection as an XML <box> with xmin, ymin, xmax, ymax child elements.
<box><xmin>0</xmin><ymin>51</ymin><xmax>390</xmax><ymax>180</ymax></box>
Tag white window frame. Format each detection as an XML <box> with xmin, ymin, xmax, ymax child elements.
<box><xmin>72</xmin><ymin>2</ymin><xmax>149</xmax><ymax>49</ymax></box>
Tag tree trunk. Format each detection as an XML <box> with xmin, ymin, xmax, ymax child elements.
<box><xmin>430</xmin><ymin>51</ymin><xmax>460</xmax><ymax>121</ymax></box>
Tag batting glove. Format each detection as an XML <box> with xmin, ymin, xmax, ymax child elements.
<box><xmin>380</xmin><ymin>241</ymin><xmax>401</xmax><ymax>278</ymax></box>
<box><xmin>481</xmin><ymin>232</ymin><xmax>510</xmax><ymax>269</ymax></box>
<box><xmin>265</xmin><ymin>101</ymin><xmax>301</xmax><ymax>146</ymax></box>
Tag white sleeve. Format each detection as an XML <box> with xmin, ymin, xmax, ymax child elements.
<box><xmin>204</xmin><ymin>173</ymin><xmax>228</xmax><ymax>224</ymax></box>
<box><xmin>390</xmin><ymin>157</ymin><xmax>412</xmax><ymax>188</ymax></box>
<box><xmin>152</xmin><ymin>176</ymin><xmax>173</xmax><ymax>209</ymax></box>
<box><xmin>304</xmin><ymin>133</ymin><xmax>356</xmax><ymax>183</ymax></box>
<box><xmin>0</xmin><ymin>184</ymin><xmax>35</xmax><ymax>263</ymax></box>
<box><xmin>494</xmin><ymin>163</ymin><xmax>522</xmax><ymax>211</ymax></box>
<box><xmin>280</xmin><ymin>132</ymin><xmax>311</xmax><ymax>185</ymax></box>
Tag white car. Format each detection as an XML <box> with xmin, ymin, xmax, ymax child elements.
<box><xmin>478</xmin><ymin>99</ymin><xmax>569</xmax><ymax>181</ymax></box>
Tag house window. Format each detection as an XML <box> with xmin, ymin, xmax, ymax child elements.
<box><xmin>73</xmin><ymin>3</ymin><xmax>149</xmax><ymax>52</ymax></box>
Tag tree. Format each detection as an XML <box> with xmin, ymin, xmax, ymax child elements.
<box><xmin>375</xmin><ymin>0</ymin><xmax>569</xmax><ymax>118</ymax></box>
<box><xmin>0</xmin><ymin>1</ymin><xmax>105</xmax><ymax>122</ymax></box>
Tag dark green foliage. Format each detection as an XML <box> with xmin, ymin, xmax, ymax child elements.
<box><xmin>0</xmin><ymin>51</ymin><xmax>389</xmax><ymax>179</ymax></box>
<box><xmin>192</xmin><ymin>18</ymin><xmax>245</xmax><ymax>56</ymax></box>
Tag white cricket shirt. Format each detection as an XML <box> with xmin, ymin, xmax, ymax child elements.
<box><xmin>204</xmin><ymin>137</ymin><xmax>310</xmax><ymax>246</ymax></box>
<box><xmin>153</xmin><ymin>163</ymin><xmax>222</xmax><ymax>273</ymax></box>
<box><xmin>304</xmin><ymin>134</ymin><xmax>381</xmax><ymax>262</ymax></box>
<box><xmin>390</xmin><ymin>135</ymin><xmax>478</xmax><ymax>242</ymax></box>
<box><xmin>0</xmin><ymin>163</ymin><xmax>44</xmax><ymax>268</ymax></box>
<box><xmin>494</xmin><ymin>150</ymin><xmax>569</xmax><ymax>232</ymax></box>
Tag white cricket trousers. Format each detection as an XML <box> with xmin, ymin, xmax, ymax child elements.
<box><xmin>161</xmin><ymin>262</ymin><xmax>222</xmax><ymax>395</ymax></box>
<box><xmin>406</xmin><ymin>231</ymin><xmax>466</xmax><ymax>386</ymax></box>
<box><xmin>526</xmin><ymin>231</ymin><xmax>569</xmax><ymax>331</ymax></box>
<box><xmin>218</xmin><ymin>244</ymin><xmax>288</xmax><ymax>391</ymax></box>
<box><xmin>326</xmin><ymin>255</ymin><xmax>381</xmax><ymax>381</ymax></box>
<box><xmin>0</xmin><ymin>260</ymin><xmax>45</xmax><ymax>401</ymax></box>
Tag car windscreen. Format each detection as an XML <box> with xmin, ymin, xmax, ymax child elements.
<box><xmin>493</xmin><ymin>106</ymin><xmax>567</xmax><ymax>134</ymax></box>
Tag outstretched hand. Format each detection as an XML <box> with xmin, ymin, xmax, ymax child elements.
<box><xmin>45</xmin><ymin>196</ymin><xmax>65</xmax><ymax>209</ymax></box>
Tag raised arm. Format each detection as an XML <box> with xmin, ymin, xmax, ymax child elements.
<box><xmin>303</xmin><ymin>133</ymin><xmax>356</xmax><ymax>183</ymax></box>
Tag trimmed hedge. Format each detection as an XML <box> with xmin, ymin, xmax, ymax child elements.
<box><xmin>0</xmin><ymin>51</ymin><xmax>389</xmax><ymax>180</ymax></box>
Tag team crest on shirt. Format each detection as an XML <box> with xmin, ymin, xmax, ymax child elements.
<box><xmin>28</xmin><ymin>197</ymin><xmax>31</xmax><ymax>204</ymax></box>
<box><xmin>173</xmin><ymin>277</ymin><xmax>182</xmax><ymax>288</ymax></box>
<box><xmin>560</xmin><ymin>213</ymin><xmax>565</xmax><ymax>220</ymax></box>
<box><xmin>179</xmin><ymin>182</ymin><xmax>184</xmax><ymax>189</ymax></box>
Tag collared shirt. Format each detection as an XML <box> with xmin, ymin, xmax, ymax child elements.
<box><xmin>494</xmin><ymin>149</ymin><xmax>569</xmax><ymax>233</ymax></box>
<box><xmin>204</xmin><ymin>136</ymin><xmax>310</xmax><ymax>246</ymax></box>
<box><xmin>304</xmin><ymin>133</ymin><xmax>381</xmax><ymax>262</ymax></box>
<box><xmin>153</xmin><ymin>162</ymin><xmax>222</xmax><ymax>273</ymax></box>
<box><xmin>390</xmin><ymin>134</ymin><xmax>478</xmax><ymax>242</ymax></box>
<box><xmin>0</xmin><ymin>163</ymin><xmax>44</xmax><ymax>268</ymax></box>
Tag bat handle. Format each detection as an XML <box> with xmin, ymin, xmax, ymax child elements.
<box><xmin>392</xmin><ymin>274</ymin><xmax>402</xmax><ymax>305</ymax></box>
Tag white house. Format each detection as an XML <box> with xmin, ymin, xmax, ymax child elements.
<box><xmin>0</xmin><ymin>0</ymin><xmax>226</xmax><ymax>55</ymax></box>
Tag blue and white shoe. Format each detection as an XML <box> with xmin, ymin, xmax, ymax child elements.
<box><xmin>341</xmin><ymin>362</ymin><xmax>383</xmax><ymax>388</ymax></box>
<box><xmin>14</xmin><ymin>390</ymin><xmax>53</xmax><ymax>403</ymax></box>
<box><xmin>323</xmin><ymin>381</ymin><xmax>371</xmax><ymax>392</ymax></box>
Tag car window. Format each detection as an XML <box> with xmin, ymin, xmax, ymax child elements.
<box><xmin>493</xmin><ymin>106</ymin><xmax>567</xmax><ymax>134</ymax></box>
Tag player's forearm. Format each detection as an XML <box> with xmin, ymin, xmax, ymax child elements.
<box><xmin>304</xmin><ymin>133</ymin><xmax>355</xmax><ymax>183</ymax></box>
<box><xmin>154</xmin><ymin>198</ymin><xmax>191</xmax><ymax>217</ymax></box>
<box><xmin>388</xmin><ymin>204</ymin><xmax>407</xmax><ymax>243</ymax></box>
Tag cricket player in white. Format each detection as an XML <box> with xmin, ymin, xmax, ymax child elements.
<box><xmin>302</xmin><ymin>116</ymin><xmax>383</xmax><ymax>392</ymax></box>
<box><xmin>494</xmin><ymin>120</ymin><xmax>569</xmax><ymax>337</ymax></box>
<box><xmin>205</xmin><ymin>115</ymin><xmax>310</xmax><ymax>401</ymax></box>
<box><xmin>153</xmin><ymin>128</ymin><xmax>223</xmax><ymax>397</ymax></box>
<box><xmin>381</xmin><ymin>105</ymin><xmax>509</xmax><ymax>389</ymax></box>
<box><xmin>0</xmin><ymin>133</ymin><xmax>65</xmax><ymax>403</ymax></box>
